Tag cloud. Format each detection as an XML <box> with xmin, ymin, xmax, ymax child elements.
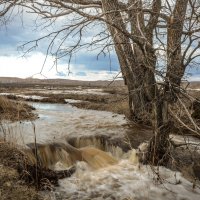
<box><xmin>0</xmin><ymin>9</ymin><xmax>120</xmax><ymax>80</ymax></box>
<box><xmin>75</xmin><ymin>72</ymin><xmax>87</xmax><ymax>76</ymax></box>
<box><xmin>0</xmin><ymin>51</ymin><xmax>120</xmax><ymax>81</ymax></box>
<box><xmin>0</xmin><ymin>52</ymin><xmax>52</xmax><ymax>78</ymax></box>
<box><xmin>67</xmin><ymin>70</ymin><xmax>120</xmax><ymax>81</ymax></box>
<box><xmin>1</xmin><ymin>5</ymin><xmax>199</xmax><ymax>82</ymax></box>
<box><xmin>56</xmin><ymin>71</ymin><xmax>66</xmax><ymax>77</ymax></box>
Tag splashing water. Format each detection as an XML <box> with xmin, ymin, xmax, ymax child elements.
<box><xmin>1</xmin><ymin>101</ymin><xmax>199</xmax><ymax>199</ymax></box>
<box><xmin>44</xmin><ymin>149</ymin><xmax>200</xmax><ymax>200</ymax></box>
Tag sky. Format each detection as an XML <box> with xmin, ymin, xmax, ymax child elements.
<box><xmin>0</xmin><ymin>9</ymin><xmax>120</xmax><ymax>81</ymax></box>
<box><xmin>0</xmin><ymin>6</ymin><xmax>199</xmax><ymax>81</ymax></box>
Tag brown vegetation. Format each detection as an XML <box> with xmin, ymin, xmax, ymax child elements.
<box><xmin>0</xmin><ymin>139</ymin><xmax>43</xmax><ymax>200</ymax></box>
<box><xmin>0</xmin><ymin>97</ymin><xmax>43</xmax><ymax>199</ymax></box>
<box><xmin>0</xmin><ymin>96</ymin><xmax>37</xmax><ymax>121</ymax></box>
<box><xmin>0</xmin><ymin>165</ymin><xmax>42</xmax><ymax>200</ymax></box>
<box><xmin>169</xmin><ymin>147</ymin><xmax>200</xmax><ymax>182</ymax></box>
<box><xmin>4</xmin><ymin>87</ymin><xmax>131</xmax><ymax>118</ymax></box>
<box><xmin>1</xmin><ymin>83</ymin><xmax>200</xmax><ymax>196</ymax></box>
<box><xmin>0</xmin><ymin>140</ymin><xmax>76</xmax><ymax>192</ymax></box>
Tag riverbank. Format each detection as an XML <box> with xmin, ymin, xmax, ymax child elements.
<box><xmin>0</xmin><ymin>85</ymin><xmax>200</xmax><ymax>199</ymax></box>
<box><xmin>0</xmin><ymin>96</ymin><xmax>42</xmax><ymax>200</ymax></box>
<box><xmin>0</xmin><ymin>138</ymin><xmax>44</xmax><ymax>200</ymax></box>
<box><xmin>0</xmin><ymin>96</ymin><xmax>37</xmax><ymax>122</ymax></box>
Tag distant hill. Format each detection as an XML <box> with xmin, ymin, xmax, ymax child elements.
<box><xmin>1</xmin><ymin>77</ymin><xmax>199</xmax><ymax>89</ymax></box>
<box><xmin>0</xmin><ymin>77</ymin><xmax>124</xmax><ymax>87</ymax></box>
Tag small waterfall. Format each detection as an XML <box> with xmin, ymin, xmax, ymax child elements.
<box><xmin>47</xmin><ymin>152</ymin><xmax>200</xmax><ymax>200</ymax></box>
<box><xmin>67</xmin><ymin>135</ymin><xmax>129</xmax><ymax>159</ymax></box>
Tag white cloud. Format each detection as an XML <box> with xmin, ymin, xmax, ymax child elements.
<box><xmin>187</xmin><ymin>74</ymin><xmax>200</xmax><ymax>82</ymax></box>
<box><xmin>66</xmin><ymin>70</ymin><xmax>121</xmax><ymax>81</ymax></box>
<box><xmin>0</xmin><ymin>52</ymin><xmax>54</xmax><ymax>78</ymax></box>
<box><xmin>0</xmin><ymin>52</ymin><xmax>120</xmax><ymax>81</ymax></box>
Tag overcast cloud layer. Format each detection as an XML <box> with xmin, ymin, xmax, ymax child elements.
<box><xmin>0</xmin><ymin>7</ymin><xmax>199</xmax><ymax>81</ymax></box>
<box><xmin>0</xmin><ymin>10</ymin><xmax>120</xmax><ymax>81</ymax></box>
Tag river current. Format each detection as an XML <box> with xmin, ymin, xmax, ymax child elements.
<box><xmin>0</xmin><ymin>100</ymin><xmax>200</xmax><ymax>200</ymax></box>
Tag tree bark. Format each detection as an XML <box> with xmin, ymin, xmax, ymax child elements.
<box><xmin>102</xmin><ymin>0</ymin><xmax>157</xmax><ymax>123</ymax></box>
<box><xmin>146</xmin><ymin>0</ymin><xmax>189</xmax><ymax>165</ymax></box>
<box><xmin>146</xmin><ymin>97</ymin><xmax>171</xmax><ymax>165</ymax></box>
<box><xmin>166</xmin><ymin>0</ymin><xmax>189</xmax><ymax>88</ymax></box>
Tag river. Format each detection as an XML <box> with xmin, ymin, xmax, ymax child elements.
<box><xmin>0</xmin><ymin>101</ymin><xmax>200</xmax><ymax>200</ymax></box>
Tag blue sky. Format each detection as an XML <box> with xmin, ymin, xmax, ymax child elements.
<box><xmin>0</xmin><ymin>7</ymin><xmax>199</xmax><ymax>81</ymax></box>
<box><xmin>0</xmin><ymin>10</ymin><xmax>120</xmax><ymax>80</ymax></box>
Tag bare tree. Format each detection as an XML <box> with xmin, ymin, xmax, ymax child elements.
<box><xmin>1</xmin><ymin>0</ymin><xmax>200</xmax><ymax>165</ymax></box>
<box><xmin>0</xmin><ymin>1</ymin><xmax>18</xmax><ymax>16</ymax></box>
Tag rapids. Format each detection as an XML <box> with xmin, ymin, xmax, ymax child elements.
<box><xmin>47</xmin><ymin>153</ymin><xmax>200</xmax><ymax>200</ymax></box>
<box><xmin>0</xmin><ymin>101</ymin><xmax>200</xmax><ymax>200</ymax></box>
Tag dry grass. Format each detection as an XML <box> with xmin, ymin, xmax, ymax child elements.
<box><xmin>0</xmin><ymin>165</ymin><xmax>42</xmax><ymax>200</ymax></box>
<box><xmin>0</xmin><ymin>96</ymin><xmax>37</xmax><ymax>121</ymax></box>
<box><xmin>168</xmin><ymin>146</ymin><xmax>200</xmax><ymax>183</ymax></box>
<box><xmin>73</xmin><ymin>99</ymin><xmax>130</xmax><ymax>117</ymax></box>
<box><xmin>0</xmin><ymin>98</ymin><xmax>42</xmax><ymax>199</ymax></box>
<box><xmin>40</xmin><ymin>91</ymin><xmax>130</xmax><ymax>116</ymax></box>
<box><xmin>0</xmin><ymin>139</ymin><xmax>43</xmax><ymax>200</ymax></box>
<box><xmin>102</xmin><ymin>86</ymin><xmax>128</xmax><ymax>95</ymax></box>
<box><xmin>5</xmin><ymin>89</ymin><xmax>130</xmax><ymax>117</ymax></box>
<box><xmin>0</xmin><ymin>139</ymin><xmax>28</xmax><ymax>169</ymax></box>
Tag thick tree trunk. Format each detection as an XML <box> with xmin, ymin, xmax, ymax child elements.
<box><xmin>146</xmin><ymin>0</ymin><xmax>189</xmax><ymax>165</ymax></box>
<box><xmin>102</xmin><ymin>0</ymin><xmax>188</xmax><ymax>165</ymax></box>
<box><xmin>166</xmin><ymin>0</ymin><xmax>189</xmax><ymax>88</ymax></box>
<box><xmin>102</xmin><ymin>0</ymin><xmax>156</xmax><ymax>123</ymax></box>
<box><xmin>146</xmin><ymin>97</ymin><xmax>171</xmax><ymax>165</ymax></box>
<box><xmin>102</xmin><ymin>1</ymin><xmax>170</xmax><ymax>163</ymax></box>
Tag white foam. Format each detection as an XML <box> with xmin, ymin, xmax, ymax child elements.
<box><xmin>52</xmin><ymin>155</ymin><xmax>200</xmax><ymax>200</ymax></box>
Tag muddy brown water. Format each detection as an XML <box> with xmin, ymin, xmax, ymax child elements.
<box><xmin>1</xmin><ymin>99</ymin><xmax>200</xmax><ymax>200</ymax></box>
<box><xmin>0</xmin><ymin>101</ymin><xmax>152</xmax><ymax>157</ymax></box>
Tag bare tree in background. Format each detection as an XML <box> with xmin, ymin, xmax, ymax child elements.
<box><xmin>1</xmin><ymin>0</ymin><xmax>200</xmax><ymax>165</ymax></box>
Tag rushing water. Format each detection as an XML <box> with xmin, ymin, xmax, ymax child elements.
<box><xmin>1</xmin><ymin>101</ymin><xmax>200</xmax><ymax>200</ymax></box>
<box><xmin>51</xmin><ymin>160</ymin><xmax>200</xmax><ymax>200</ymax></box>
